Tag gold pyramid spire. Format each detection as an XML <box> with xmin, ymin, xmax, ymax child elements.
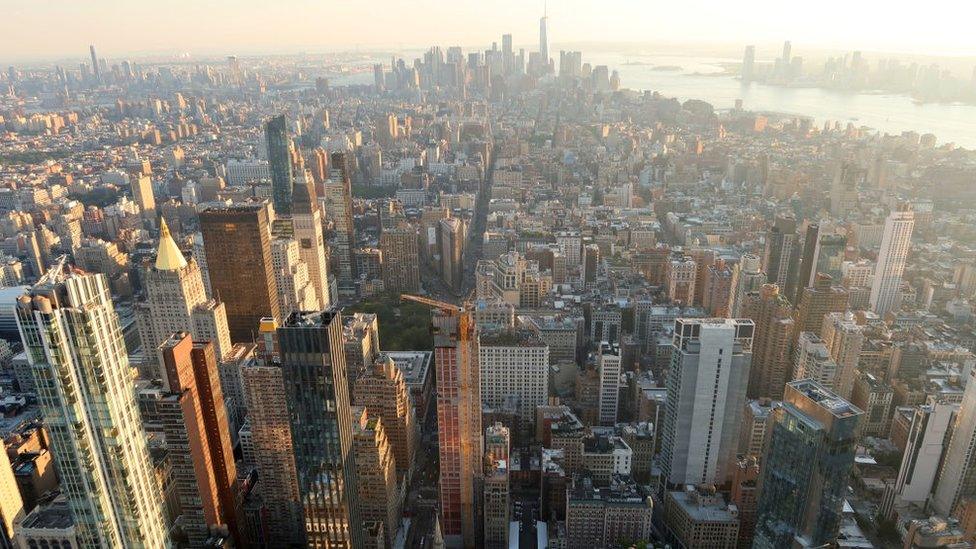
<box><xmin>155</xmin><ymin>218</ymin><xmax>188</xmax><ymax>271</ymax></box>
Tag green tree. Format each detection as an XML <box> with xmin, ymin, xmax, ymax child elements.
<box><xmin>346</xmin><ymin>294</ymin><xmax>433</xmax><ymax>350</ymax></box>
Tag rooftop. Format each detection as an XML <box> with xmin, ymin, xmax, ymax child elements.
<box><xmin>668</xmin><ymin>488</ymin><xmax>739</xmax><ymax>524</ymax></box>
<box><xmin>382</xmin><ymin>350</ymin><xmax>432</xmax><ymax>385</ymax></box>
<box><xmin>479</xmin><ymin>328</ymin><xmax>546</xmax><ymax>347</ymax></box>
<box><xmin>568</xmin><ymin>474</ymin><xmax>651</xmax><ymax>506</ymax></box>
<box><xmin>788</xmin><ymin>379</ymin><xmax>863</xmax><ymax>419</ymax></box>
<box><xmin>20</xmin><ymin>497</ymin><xmax>74</xmax><ymax>531</ymax></box>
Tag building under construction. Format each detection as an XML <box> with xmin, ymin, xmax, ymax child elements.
<box><xmin>402</xmin><ymin>295</ymin><xmax>483</xmax><ymax>548</ymax></box>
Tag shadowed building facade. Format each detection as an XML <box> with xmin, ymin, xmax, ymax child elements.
<box><xmin>754</xmin><ymin>380</ymin><xmax>863</xmax><ymax>548</ymax></box>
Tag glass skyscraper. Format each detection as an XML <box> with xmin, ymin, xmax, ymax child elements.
<box><xmin>15</xmin><ymin>265</ymin><xmax>170</xmax><ymax>548</ymax></box>
<box><xmin>266</xmin><ymin>114</ymin><xmax>294</xmax><ymax>216</ymax></box>
<box><xmin>278</xmin><ymin>309</ymin><xmax>362</xmax><ymax>548</ymax></box>
<box><xmin>754</xmin><ymin>380</ymin><xmax>863</xmax><ymax>548</ymax></box>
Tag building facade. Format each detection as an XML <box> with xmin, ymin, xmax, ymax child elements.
<box><xmin>433</xmin><ymin>308</ymin><xmax>482</xmax><ymax>547</ymax></box>
<box><xmin>753</xmin><ymin>380</ymin><xmax>863</xmax><ymax>548</ymax></box>
<box><xmin>870</xmin><ymin>205</ymin><xmax>915</xmax><ymax>315</ymax></box>
<box><xmin>661</xmin><ymin>318</ymin><xmax>753</xmax><ymax>488</ymax></box>
<box><xmin>479</xmin><ymin>328</ymin><xmax>549</xmax><ymax>426</ymax></box>
<box><xmin>199</xmin><ymin>203</ymin><xmax>280</xmax><ymax>342</ymax></box>
<box><xmin>278</xmin><ymin>310</ymin><xmax>362</xmax><ymax>548</ymax></box>
<box><xmin>15</xmin><ymin>268</ymin><xmax>169</xmax><ymax>547</ymax></box>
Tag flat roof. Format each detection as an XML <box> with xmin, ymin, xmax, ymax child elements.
<box><xmin>382</xmin><ymin>351</ymin><xmax>432</xmax><ymax>385</ymax></box>
<box><xmin>20</xmin><ymin>499</ymin><xmax>74</xmax><ymax>530</ymax></box>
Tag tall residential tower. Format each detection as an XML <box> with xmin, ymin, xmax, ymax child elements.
<box><xmin>661</xmin><ymin>318</ymin><xmax>754</xmax><ymax>488</ymax></box>
<box><xmin>15</xmin><ymin>265</ymin><xmax>169</xmax><ymax>548</ymax></box>
<box><xmin>870</xmin><ymin>205</ymin><xmax>914</xmax><ymax>315</ymax></box>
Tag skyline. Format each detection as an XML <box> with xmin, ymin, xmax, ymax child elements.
<box><xmin>4</xmin><ymin>3</ymin><xmax>976</xmax><ymax>547</ymax></box>
<box><xmin>4</xmin><ymin>0</ymin><xmax>976</xmax><ymax>62</ymax></box>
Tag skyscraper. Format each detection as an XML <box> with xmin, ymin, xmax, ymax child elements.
<box><xmin>502</xmin><ymin>34</ymin><xmax>514</xmax><ymax>74</ymax></box>
<box><xmin>478</xmin><ymin>328</ymin><xmax>550</xmax><ymax>426</ymax></box>
<box><xmin>483</xmin><ymin>423</ymin><xmax>511</xmax><ymax>549</ymax></box>
<box><xmin>131</xmin><ymin>174</ymin><xmax>156</xmax><ymax>220</ymax></box>
<box><xmin>539</xmin><ymin>15</ymin><xmax>550</xmax><ymax>70</ymax></box>
<box><xmin>729</xmin><ymin>253</ymin><xmax>766</xmax><ymax>317</ymax></box>
<box><xmin>438</xmin><ymin>217</ymin><xmax>465</xmax><ymax>294</ymax></box>
<box><xmin>820</xmin><ymin>312</ymin><xmax>863</xmax><ymax>400</ymax></box>
<box><xmin>343</xmin><ymin>312</ymin><xmax>380</xmax><ymax>388</ymax></box>
<box><xmin>661</xmin><ymin>318</ymin><xmax>754</xmax><ymax>488</ymax></box>
<box><xmin>265</xmin><ymin>114</ymin><xmax>294</xmax><ymax>216</ymax></box>
<box><xmin>373</xmin><ymin>63</ymin><xmax>385</xmax><ymax>91</ymax></box>
<box><xmin>870</xmin><ymin>205</ymin><xmax>915</xmax><ymax>315</ymax></box>
<box><xmin>932</xmin><ymin>367</ymin><xmax>976</xmax><ymax>516</ymax></box>
<box><xmin>351</xmin><ymin>407</ymin><xmax>402</xmax><ymax>546</ymax></box>
<box><xmin>136</xmin><ymin>219</ymin><xmax>232</xmax><ymax>378</ymax></box>
<box><xmin>754</xmin><ymin>380</ymin><xmax>863</xmax><ymax>548</ymax></box>
<box><xmin>240</xmin><ymin>318</ymin><xmax>304</xmax><ymax>546</ymax></box>
<box><xmin>795</xmin><ymin>222</ymin><xmax>821</xmax><ymax>302</ymax></box>
<box><xmin>353</xmin><ymin>355</ymin><xmax>419</xmax><ymax>481</ymax></box>
<box><xmin>702</xmin><ymin>258</ymin><xmax>734</xmax><ymax>317</ymax></box>
<box><xmin>741</xmin><ymin>284</ymin><xmax>794</xmax><ymax>400</ymax></box>
<box><xmin>89</xmin><ymin>44</ymin><xmax>100</xmax><ymax>83</ymax></box>
<box><xmin>792</xmin><ymin>332</ymin><xmax>839</xmax><ymax>391</ymax></box>
<box><xmin>741</xmin><ymin>45</ymin><xmax>755</xmax><ymax>82</ymax></box>
<box><xmin>891</xmin><ymin>400</ymin><xmax>956</xmax><ymax>510</ymax></box>
<box><xmin>157</xmin><ymin>334</ymin><xmax>241</xmax><ymax>546</ymax></box>
<box><xmin>830</xmin><ymin>163</ymin><xmax>860</xmax><ymax>218</ymax></box>
<box><xmin>598</xmin><ymin>343</ymin><xmax>622</xmax><ymax>426</ymax></box>
<box><xmin>796</xmin><ymin>223</ymin><xmax>848</xmax><ymax>300</ymax></box>
<box><xmin>762</xmin><ymin>215</ymin><xmax>800</xmax><ymax>298</ymax></box>
<box><xmin>792</xmin><ymin>273</ymin><xmax>848</xmax><ymax>343</ymax></box>
<box><xmin>292</xmin><ymin>172</ymin><xmax>331</xmax><ymax>309</ymax></box>
<box><xmin>188</xmin><ymin>340</ymin><xmax>241</xmax><ymax>545</ymax></box>
<box><xmin>278</xmin><ymin>310</ymin><xmax>361</xmax><ymax>548</ymax></box>
<box><xmin>15</xmin><ymin>265</ymin><xmax>169</xmax><ymax>548</ymax></box>
<box><xmin>270</xmin><ymin>236</ymin><xmax>319</xmax><ymax>320</ymax></box>
<box><xmin>325</xmin><ymin>152</ymin><xmax>356</xmax><ymax>289</ymax></box>
<box><xmin>433</xmin><ymin>306</ymin><xmax>482</xmax><ymax>548</ymax></box>
<box><xmin>380</xmin><ymin>225</ymin><xmax>421</xmax><ymax>293</ymax></box>
<box><xmin>199</xmin><ymin>203</ymin><xmax>280</xmax><ymax>341</ymax></box>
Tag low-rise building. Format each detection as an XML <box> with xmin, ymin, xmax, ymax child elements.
<box><xmin>664</xmin><ymin>486</ymin><xmax>740</xmax><ymax>549</ymax></box>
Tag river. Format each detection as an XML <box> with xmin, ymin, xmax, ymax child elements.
<box><xmin>331</xmin><ymin>51</ymin><xmax>976</xmax><ymax>149</ymax></box>
<box><xmin>589</xmin><ymin>52</ymin><xmax>976</xmax><ymax>149</ymax></box>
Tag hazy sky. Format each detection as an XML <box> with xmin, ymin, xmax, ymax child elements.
<box><xmin>4</xmin><ymin>0</ymin><xmax>974</xmax><ymax>61</ymax></box>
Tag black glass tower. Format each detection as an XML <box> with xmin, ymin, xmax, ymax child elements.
<box><xmin>278</xmin><ymin>309</ymin><xmax>362</xmax><ymax>548</ymax></box>
<box><xmin>266</xmin><ymin>114</ymin><xmax>294</xmax><ymax>216</ymax></box>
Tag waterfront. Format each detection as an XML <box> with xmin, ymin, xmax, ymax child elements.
<box><xmin>334</xmin><ymin>50</ymin><xmax>976</xmax><ymax>149</ymax></box>
<box><xmin>591</xmin><ymin>52</ymin><xmax>976</xmax><ymax>149</ymax></box>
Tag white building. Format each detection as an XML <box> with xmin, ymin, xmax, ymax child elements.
<box><xmin>892</xmin><ymin>401</ymin><xmax>957</xmax><ymax>507</ymax></box>
<box><xmin>271</xmin><ymin>237</ymin><xmax>319</xmax><ymax>320</ymax></box>
<box><xmin>135</xmin><ymin>219</ymin><xmax>231</xmax><ymax>379</ymax></box>
<box><xmin>15</xmin><ymin>266</ymin><xmax>170</xmax><ymax>547</ymax></box>
<box><xmin>598</xmin><ymin>343</ymin><xmax>623</xmax><ymax>426</ymax></box>
<box><xmin>661</xmin><ymin>318</ymin><xmax>754</xmax><ymax>487</ymax></box>
<box><xmin>225</xmin><ymin>158</ymin><xmax>271</xmax><ymax>186</ymax></box>
<box><xmin>821</xmin><ymin>312</ymin><xmax>864</xmax><ymax>400</ymax></box>
<box><xmin>478</xmin><ymin>329</ymin><xmax>550</xmax><ymax>426</ymax></box>
<box><xmin>870</xmin><ymin>206</ymin><xmax>915</xmax><ymax>315</ymax></box>
<box><xmin>933</xmin><ymin>367</ymin><xmax>976</xmax><ymax>516</ymax></box>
